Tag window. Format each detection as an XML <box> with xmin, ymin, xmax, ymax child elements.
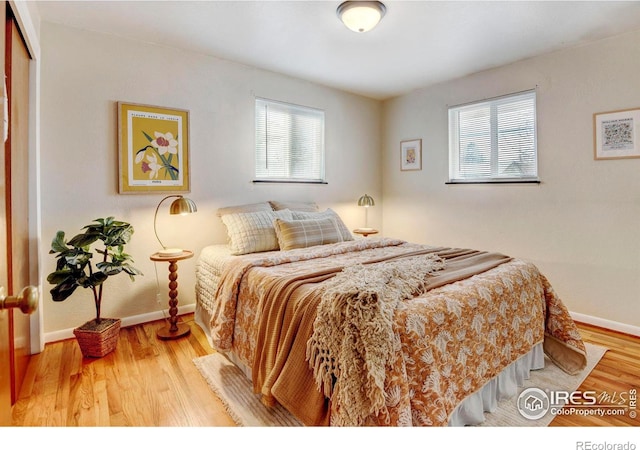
<box><xmin>255</xmin><ymin>98</ymin><xmax>325</xmax><ymax>183</ymax></box>
<box><xmin>448</xmin><ymin>90</ymin><xmax>538</xmax><ymax>183</ymax></box>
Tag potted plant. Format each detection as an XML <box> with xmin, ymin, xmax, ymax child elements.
<box><xmin>47</xmin><ymin>217</ymin><xmax>143</xmax><ymax>358</ymax></box>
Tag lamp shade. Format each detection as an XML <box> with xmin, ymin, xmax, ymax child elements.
<box><xmin>337</xmin><ymin>1</ymin><xmax>386</xmax><ymax>33</ymax></box>
<box><xmin>169</xmin><ymin>196</ymin><xmax>197</xmax><ymax>215</ymax></box>
<box><xmin>154</xmin><ymin>195</ymin><xmax>197</xmax><ymax>256</ymax></box>
<box><xmin>358</xmin><ymin>194</ymin><xmax>375</xmax><ymax>207</ymax></box>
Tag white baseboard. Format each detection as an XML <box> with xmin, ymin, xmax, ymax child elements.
<box><xmin>43</xmin><ymin>303</ymin><xmax>196</xmax><ymax>344</ymax></box>
<box><xmin>570</xmin><ymin>311</ymin><xmax>640</xmax><ymax>338</ymax></box>
<box><xmin>43</xmin><ymin>304</ymin><xmax>638</xmax><ymax>344</ymax></box>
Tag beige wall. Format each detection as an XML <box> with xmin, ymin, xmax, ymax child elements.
<box><xmin>382</xmin><ymin>30</ymin><xmax>640</xmax><ymax>331</ymax></box>
<box><xmin>39</xmin><ymin>23</ymin><xmax>382</xmax><ymax>336</ymax></box>
<box><xmin>39</xmin><ymin>21</ymin><xmax>640</xmax><ymax>337</ymax></box>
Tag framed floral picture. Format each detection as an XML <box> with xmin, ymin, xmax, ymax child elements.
<box><xmin>118</xmin><ymin>102</ymin><xmax>190</xmax><ymax>193</ymax></box>
<box><xmin>593</xmin><ymin>107</ymin><xmax>640</xmax><ymax>160</ymax></box>
<box><xmin>400</xmin><ymin>138</ymin><xmax>422</xmax><ymax>171</ymax></box>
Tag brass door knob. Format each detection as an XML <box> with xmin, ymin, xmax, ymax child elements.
<box><xmin>0</xmin><ymin>285</ymin><xmax>38</xmax><ymax>314</ymax></box>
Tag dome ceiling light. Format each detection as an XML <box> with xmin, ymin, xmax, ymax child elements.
<box><xmin>337</xmin><ymin>1</ymin><xmax>387</xmax><ymax>33</ymax></box>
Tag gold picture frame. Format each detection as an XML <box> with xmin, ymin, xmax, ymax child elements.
<box><xmin>400</xmin><ymin>138</ymin><xmax>422</xmax><ymax>171</ymax></box>
<box><xmin>593</xmin><ymin>107</ymin><xmax>640</xmax><ymax>160</ymax></box>
<box><xmin>118</xmin><ymin>102</ymin><xmax>190</xmax><ymax>193</ymax></box>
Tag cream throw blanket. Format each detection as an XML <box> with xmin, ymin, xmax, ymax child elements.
<box><xmin>306</xmin><ymin>253</ymin><xmax>446</xmax><ymax>426</ymax></box>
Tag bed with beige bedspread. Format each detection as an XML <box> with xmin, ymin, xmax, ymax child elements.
<box><xmin>195</xmin><ymin>202</ymin><xmax>586</xmax><ymax>426</ymax></box>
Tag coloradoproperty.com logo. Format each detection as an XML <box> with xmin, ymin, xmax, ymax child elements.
<box><xmin>517</xmin><ymin>387</ymin><xmax>550</xmax><ymax>420</ymax></box>
<box><xmin>517</xmin><ymin>387</ymin><xmax>637</xmax><ymax>420</ymax></box>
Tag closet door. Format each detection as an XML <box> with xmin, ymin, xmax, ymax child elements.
<box><xmin>1</xmin><ymin>3</ymin><xmax>35</xmax><ymax>425</ymax></box>
<box><xmin>0</xmin><ymin>0</ymin><xmax>9</xmax><ymax>426</ymax></box>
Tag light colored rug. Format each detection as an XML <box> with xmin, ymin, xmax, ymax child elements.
<box><xmin>193</xmin><ymin>342</ymin><xmax>606</xmax><ymax>427</ymax></box>
<box><xmin>477</xmin><ymin>342</ymin><xmax>607</xmax><ymax>426</ymax></box>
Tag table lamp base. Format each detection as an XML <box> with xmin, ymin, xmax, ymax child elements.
<box><xmin>158</xmin><ymin>247</ymin><xmax>184</xmax><ymax>257</ymax></box>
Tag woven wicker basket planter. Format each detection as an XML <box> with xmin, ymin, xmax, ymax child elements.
<box><xmin>73</xmin><ymin>318</ymin><xmax>121</xmax><ymax>358</ymax></box>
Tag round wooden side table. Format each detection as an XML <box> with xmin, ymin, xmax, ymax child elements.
<box><xmin>150</xmin><ymin>250</ymin><xmax>194</xmax><ymax>340</ymax></box>
<box><xmin>353</xmin><ymin>228</ymin><xmax>379</xmax><ymax>238</ymax></box>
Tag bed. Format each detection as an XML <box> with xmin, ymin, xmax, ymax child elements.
<box><xmin>194</xmin><ymin>201</ymin><xmax>587</xmax><ymax>427</ymax></box>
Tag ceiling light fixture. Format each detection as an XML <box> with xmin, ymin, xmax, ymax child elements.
<box><xmin>337</xmin><ymin>1</ymin><xmax>386</xmax><ymax>33</ymax></box>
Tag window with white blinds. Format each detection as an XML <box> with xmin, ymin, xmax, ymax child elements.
<box><xmin>448</xmin><ymin>90</ymin><xmax>538</xmax><ymax>183</ymax></box>
<box><xmin>255</xmin><ymin>98</ymin><xmax>325</xmax><ymax>183</ymax></box>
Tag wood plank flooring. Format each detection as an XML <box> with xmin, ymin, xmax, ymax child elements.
<box><xmin>11</xmin><ymin>314</ymin><xmax>640</xmax><ymax>427</ymax></box>
<box><xmin>12</xmin><ymin>314</ymin><xmax>235</xmax><ymax>427</ymax></box>
<box><xmin>549</xmin><ymin>322</ymin><xmax>640</xmax><ymax>427</ymax></box>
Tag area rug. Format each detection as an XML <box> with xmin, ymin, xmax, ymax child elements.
<box><xmin>193</xmin><ymin>342</ymin><xmax>606</xmax><ymax>427</ymax></box>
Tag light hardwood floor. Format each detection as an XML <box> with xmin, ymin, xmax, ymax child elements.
<box><xmin>11</xmin><ymin>314</ymin><xmax>640</xmax><ymax>427</ymax></box>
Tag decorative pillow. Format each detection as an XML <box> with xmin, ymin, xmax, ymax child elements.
<box><xmin>216</xmin><ymin>202</ymin><xmax>273</xmax><ymax>217</ymax></box>
<box><xmin>269</xmin><ymin>200</ymin><xmax>319</xmax><ymax>212</ymax></box>
<box><xmin>274</xmin><ymin>217</ymin><xmax>345</xmax><ymax>250</ymax></box>
<box><xmin>221</xmin><ymin>209</ymin><xmax>293</xmax><ymax>255</ymax></box>
<box><xmin>291</xmin><ymin>208</ymin><xmax>354</xmax><ymax>241</ymax></box>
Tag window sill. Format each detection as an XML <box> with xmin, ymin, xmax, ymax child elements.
<box><xmin>252</xmin><ymin>179</ymin><xmax>328</xmax><ymax>185</ymax></box>
<box><xmin>446</xmin><ymin>179</ymin><xmax>541</xmax><ymax>185</ymax></box>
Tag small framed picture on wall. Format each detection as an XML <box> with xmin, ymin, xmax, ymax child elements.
<box><xmin>593</xmin><ymin>107</ymin><xmax>640</xmax><ymax>160</ymax></box>
<box><xmin>400</xmin><ymin>138</ymin><xmax>422</xmax><ymax>171</ymax></box>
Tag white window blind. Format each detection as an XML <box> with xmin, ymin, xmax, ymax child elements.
<box><xmin>448</xmin><ymin>90</ymin><xmax>538</xmax><ymax>183</ymax></box>
<box><xmin>255</xmin><ymin>98</ymin><xmax>325</xmax><ymax>183</ymax></box>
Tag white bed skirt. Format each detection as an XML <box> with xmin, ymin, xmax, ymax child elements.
<box><xmin>448</xmin><ymin>342</ymin><xmax>545</xmax><ymax>426</ymax></box>
<box><xmin>195</xmin><ymin>303</ymin><xmax>544</xmax><ymax>427</ymax></box>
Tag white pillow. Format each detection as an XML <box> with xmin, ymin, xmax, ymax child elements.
<box><xmin>290</xmin><ymin>208</ymin><xmax>354</xmax><ymax>241</ymax></box>
<box><xmin>216</xmin><ymin>202</ymin><xmax>273</xmax><ymax>217</ymax></box>
<box><xmin>269</xmin><ymin>200</ymin><xmax>319</xmax><ymax>212</ymax></box>
<box><xmin>221</xmin><ymin>209</ymin><xmax>293</xmax><ymax>255</ymax></box>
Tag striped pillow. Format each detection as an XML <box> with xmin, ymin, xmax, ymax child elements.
<box><xmin>221</xmin><ymin>209</ymin><xmax>293</xmax><ymax>255</ymax></box>
<box><xmin>291</xmin><ymin>208</ymin><xmax>354</xmax><ymax>241</ymax></box>
<box><xmin>274</xmin><ymin>217</ymin><xmax>345</xmax><ymax>250</ymax></box>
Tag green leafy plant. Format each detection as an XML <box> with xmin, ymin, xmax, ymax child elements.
<box><xmin>47</xmin><ymin>217</ymin><xmax>143</xmax><ymax>325</ymax></box>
